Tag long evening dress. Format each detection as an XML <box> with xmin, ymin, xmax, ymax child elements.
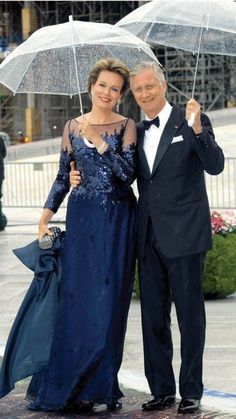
<box><xmin>26</xmin><ymin>118</ymin><xmax>137</xmax><ymax>410</ymax></box>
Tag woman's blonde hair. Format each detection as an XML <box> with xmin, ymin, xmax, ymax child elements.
<box><xmin>88</xmin><ymin>57</ymin><xmax>130</xmax><ymax>99</ymax></box>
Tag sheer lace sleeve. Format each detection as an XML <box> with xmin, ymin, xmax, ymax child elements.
<box><xmin>44</xmin><ymin>121</ymin><xmax>74</xmax><ymax>213</ymax></box>
<box><xmin>101</xmin><ymin>118</ymin><xmax>137</xmax><ymax>184</ymax></box>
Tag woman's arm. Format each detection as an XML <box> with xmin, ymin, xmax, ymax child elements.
<box><xmin>38</xmin><ymin>121</ymin><xmax>73</xmax><ymax>238</ymax></box>
<box><xmin>38</xmin><ymin>208</ymin><xmax>54</xmax><ymax>239</ymax></box>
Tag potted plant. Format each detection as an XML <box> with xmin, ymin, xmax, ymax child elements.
<box><xmin>203</xmin><ymin>210</ymin><xmax>236</xmax><ymax>299</ymax></box>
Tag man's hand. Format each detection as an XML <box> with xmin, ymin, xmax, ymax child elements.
<box><xmin>70</xmin><ymin>161</ymin><xmax>81</xmax><ymax>188</ymax></box>
<box><xmin>186</xmin><ymin>98</ymin><xmax>202</xmax><ymax>135</ymax></box>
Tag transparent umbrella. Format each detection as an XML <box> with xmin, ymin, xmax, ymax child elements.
<box><xmin>117</xmin><ymin>0</ymin><xmax>236</xmax><ymax>125</ymax></box>
<box><xmin>0</xmin><ymin>16</ymin><xmax>159</xmax><ymax>114</ymax></box>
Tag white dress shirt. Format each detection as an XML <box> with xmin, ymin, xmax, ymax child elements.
<box><xmin>143</xmin><ymin>101</ymin><xmax>172</xmax><ymax>173</ymax></box>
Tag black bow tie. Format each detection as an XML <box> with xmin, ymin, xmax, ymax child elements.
<box><xmin>142</xmin><ymin>116</ymin><xmax>160</xmax><ymax>130</ymax></box>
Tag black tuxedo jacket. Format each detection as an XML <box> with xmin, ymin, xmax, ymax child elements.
<box><xmin>136</xmin><ymin>104</ymin><xmax>225</xmax><ymax>258</ymax></box>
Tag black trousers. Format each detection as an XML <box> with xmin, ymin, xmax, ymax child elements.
<box><xmin>138</xmin><ymin>218</ymin><xmax>206</xmax><ymax>399</ymax></box>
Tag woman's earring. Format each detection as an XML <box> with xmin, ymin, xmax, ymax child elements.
<box><xmin>116</xmin><ymin>100</ymin><xmax>120</xmax><ymax>113</ymax></box>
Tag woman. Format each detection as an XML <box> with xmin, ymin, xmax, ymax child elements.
<box><xmin>25</xmin><ymin>57</ymin><xmax>137</xmax><ymax>412</ymax></box>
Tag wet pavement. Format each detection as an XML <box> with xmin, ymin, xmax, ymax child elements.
<box><xmin>0</xmin><ymin>380</ymin><xmax>235</xmax><ymax>419</ymax></box>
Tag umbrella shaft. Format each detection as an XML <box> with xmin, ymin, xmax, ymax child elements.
<box><xmin>192</xmin><ymin>25</ymin><xmax>204</xmax><ymax>98</ymax></box>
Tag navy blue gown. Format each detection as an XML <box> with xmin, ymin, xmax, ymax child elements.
<box><xmin>26</xmin><ymin>118</ymin><xmax>137</xmax><ymax>410</ymax></box>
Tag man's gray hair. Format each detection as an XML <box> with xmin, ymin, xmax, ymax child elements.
<box><xmin>130</xmin><ymin>61</ymin><xmax>166</xmax><ymax>83</ymax></box>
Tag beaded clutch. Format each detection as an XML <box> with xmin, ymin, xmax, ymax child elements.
<box><xmin>39</xmin><ymin>226</ymin><xmax>61</xmax><ymax>250</ymax></box>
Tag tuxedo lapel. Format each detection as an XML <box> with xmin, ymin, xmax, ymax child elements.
<box><xmin>152</xmin><ymin>105</ymin><xmax>184</xmax><ymax>175</ymax></box>
<box><xmin>137</xmin><ymin>124</ymin><xmax>151</xmax><ymax>177</ymax></box>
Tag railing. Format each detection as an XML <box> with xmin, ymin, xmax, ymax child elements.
<box><xmin>206</xmin><ymin>158</ymin><xmax>236</xmax><ymax>209</ymax></box>
<box><xmin>2</xmin><ymin>159</ymin><xmax>236</xmax><ymax>209</ymax></box>
<box><xmin>2</xmin><ymin>161</ymin><xmax>67</xmax><ymax>208</ymax></box>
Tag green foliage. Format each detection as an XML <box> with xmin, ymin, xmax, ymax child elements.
<box><xmin>203</xmin><ymin>233</ymin><xmax>236</xmax><ymax>299</ymax></box>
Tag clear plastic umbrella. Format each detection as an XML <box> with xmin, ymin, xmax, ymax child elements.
<box><xmin>0</xmin><ymin>16</ymin><xmax>159</xmax><ymax>114</ymax></box>
<box><xmin>117</xmin><ymin>0</ymin><xmax>236</xmax><ymax>125</ymax></box>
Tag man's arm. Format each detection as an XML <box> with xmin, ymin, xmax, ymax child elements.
<box><xmin>191</xmin><ymin>113</ymin><xmax>224</xmax><ymax>175</ymax></box>
<box><xmin>186</xmin><ymin>99</ymin><xmax>224</xmax><ymax>176</ymax></box>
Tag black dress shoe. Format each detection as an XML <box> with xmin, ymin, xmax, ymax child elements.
<box><xmin>77</xmin><ymin>401</ymin><xmax>94</xmax><ymax>413</ymax></box>
<box><xmin>178</xmin><ymin>398</ymin><xmax>200</xmax><ymax>414</ymax></box>
<box><xmin>107</xmin><ymin>398</ymin><xmax>122</xmax><ymax>411</ymax></box>
<box><xmin>142</xmin><ymin>395</ymin><xmax>176</xmax><ymax>411</ymax></box>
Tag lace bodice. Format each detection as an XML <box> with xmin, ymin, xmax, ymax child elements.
<box><xmin>44</xmin><ymin>118</ymin><xmax>137</xmax><ymax>212</ymax></box>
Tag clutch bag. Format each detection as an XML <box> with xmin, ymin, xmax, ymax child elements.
<box><xmin>39</xmin><ymin>226</ymin><xmax>61</xmax><ymax>249</ymax></box>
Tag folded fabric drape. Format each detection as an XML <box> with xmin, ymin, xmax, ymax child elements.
<box><xmin>0</xmin><ymin>233</ymin><xmax>65</xmax><ymax>399</ymax></box>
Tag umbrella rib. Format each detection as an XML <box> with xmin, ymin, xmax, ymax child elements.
<box><xmin>69</xmin><ymin>16</ymin><xmax>83</xmax><ymax>114</ymax></box>
<box><xmin>143</xmin><ymin>21</ymin><xmax>155</xmax><ymax>44</ymax></box>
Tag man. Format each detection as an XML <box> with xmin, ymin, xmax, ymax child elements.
<box><xmin>130</xmin><ymin>61</ymin><xmax>224</xmax><ymax>414</ymax></box>
<box><xmin>69</xmin><ymin>61</ymin><xmax>224</xmax><ymax>414</ymax></box>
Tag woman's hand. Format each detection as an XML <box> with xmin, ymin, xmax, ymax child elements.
<box><xmin>79</xmin><ymin>117</ymin><xmax>108</xmax><ymax>152</ymax></box>
<box><xmin>38</xmin><ymin>208</ymin><xmax>54</xmax><ymax>240</ymax></box>
<box><xmin>38</xmin><ymin>222</ymin><xmax>53</xmax><ymax>241</ymax></box>
<box><xmin>79</xmin><ymin>117</ymin><xmax>99</xmax><ymax>144</ymax></box>
<box><xmin>70</xmin><ymin>161</ymin><xmax>81</xmax><ymax>188</ymax></box>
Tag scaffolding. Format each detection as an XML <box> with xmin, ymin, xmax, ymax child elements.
<box><xmin>0</xmin><ymin>1</ymin><xmax>139</xmax><ymax>141</ymax></box>
<box><xmin>0</xmin><ymin>1</ymin><xmax>235</xmax><ymax>143</ymax></box>
<box><xmin>156</xmin><ymin>47</ymin><xmax>236</xmax><ymax>112</ymax></box>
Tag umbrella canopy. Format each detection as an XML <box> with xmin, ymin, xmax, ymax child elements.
<box><xmin>116</xmin><ymin>0</ymin><xmax>236</xmax><ymax>56</ymax></box>
<box><xmin>0</xmin><ymin>17</ymin><xmax>158</xmax><ymax>111</ymax></box>
<box><xmin>117</xmin><ymin>0</ymin><xmax>236</xmax><ymax>125</ymax></box>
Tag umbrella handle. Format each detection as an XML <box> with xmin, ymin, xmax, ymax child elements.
<box><xmin>187</xmin><ymin>112</ymin><xmax>195</xmax><ymax>128</ymax></box>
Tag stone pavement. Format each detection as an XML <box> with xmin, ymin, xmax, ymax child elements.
<box><xmin>0</xmin><ymin>380</ymin><xmax>235</xmax><ymax>419</ymax></box>
<box><xmin>0</xmin><ymin>209</ymin><xmax>236</xmax><ymax>418</ymax></box>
